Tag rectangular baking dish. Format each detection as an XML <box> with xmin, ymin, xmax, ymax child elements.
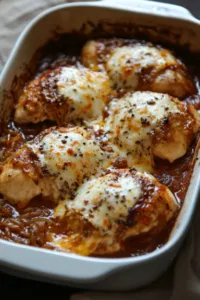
<box><xmin>0</xmin><ymin>0</ymin><xmax>200</xmax><ymax>291</ymax></box>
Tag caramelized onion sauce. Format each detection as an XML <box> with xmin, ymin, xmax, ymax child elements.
<box><xmin>0</xmin><ymin>34</ymin><xmax>199</xmax><ymax>258</ymax></box>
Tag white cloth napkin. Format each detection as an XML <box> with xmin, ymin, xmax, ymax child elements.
<box><xmin>0</xmin><ymin>1</ymin><xmax>200</xmax><ymax>299</ymax></box>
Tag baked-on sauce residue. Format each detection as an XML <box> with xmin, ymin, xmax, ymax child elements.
<box><xmin>0</xmin><ymin>34</ymin><xmax>199</xmax><ymax>258</ymax></box>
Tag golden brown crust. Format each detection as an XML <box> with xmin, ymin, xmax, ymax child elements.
<box><xmin>14</xmin><ymin>68</ymin><xmax>69</xmax><ymax>125</ymax></box>
<box><xmin>82</xmin><ymin>38</ymin><xmax>196</xmax><ymax>98</ymax></box>
<box><xmin>153</xmin><ymin>101</ymin><xmax>200</xmax><ymax>161</ymax></box>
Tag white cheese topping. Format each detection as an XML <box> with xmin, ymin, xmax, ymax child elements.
<box><xmin>106</xmin><ymin>45</ymin><xmax>176</xmax><ymax>90</ymax></box>
<box><xmin>104</xmin><ymin>91</ymin><xmax>180</xmax><ymax>170</ymax></box>
<box><xmin>57</xmin><ymin>66</ymin><xmax>111</xmax><ymax>120</ymax></box>
<box><xmin>54</xmin><ymin>170</ymin><xmax>178</xmax><ymax>238</ymax></box>
<box><xmin>29</xmin><ymin>127</ymin><xmax>111</xmax><ymax>194</ymax></box>
<box><xmin>66</xmin><ymin>172</ymin><xmax>142</xmax><ymax>234</ymax></box>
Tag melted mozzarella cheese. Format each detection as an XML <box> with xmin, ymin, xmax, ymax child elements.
<box><xmin>104</xmin><ymin>92</ymin><xmax>183</xmax><ymax>170</ymax></box>
<box><xmin>66</xmin><ymin>172</ymin><xmax>142</xmax><ymax>234</ymax></box>
<box><xmin>57</xmin><ymin>67</ymin><xmax>111</xmax><ymax>120</ymax></box>
<box><xmin>30</xmin><ymin>127</ymin><xmax>111</xmax><ymax>196</ymax></box>
<box><xmin>106</xmin><ymin>45</ymin><xmax>176</xmax><ymax>90</ymax></box>
<box><xmin>52</xmin><ymin>169</ymin><xmax>178</xmax><ymax>255</ymax></box>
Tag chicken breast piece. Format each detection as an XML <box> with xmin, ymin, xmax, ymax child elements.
<box><xmin>52</xmin><ymin>169</ymin><xmax>179</xmax><ymax>256</ymax></box>
<box><xmin>82</xmin><ymin>38</ymin><xmax>125</xmax><ymax>71</ymax></box>
<box><xmin>104</xmin><ymin>92</ymin><xmax>199</xmax><ymax>171</ymax></box>
<box><xmin>82</xmin><ymin>40</ymin><xmax>196</xmax><ymax>98</ymax></box>
<box><xmin>14</xmin><ymin>66</ymin><xmax>113</xmax><ymax>124</ymax></box>
<box><xmin>0</xmin><ymin>127</ymin><xmax>112</xmax><ymax>208</ymax></box>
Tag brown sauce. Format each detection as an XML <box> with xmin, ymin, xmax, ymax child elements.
<box><xmin>0</xmin><ymin>34</ymin><xmax>199</xmax><ymax>258</ymax></box>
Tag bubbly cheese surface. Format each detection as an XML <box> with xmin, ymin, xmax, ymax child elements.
<box><xmin>57</xmin><ymin>66</ymin><xmax>111</xmax><ymax>120</ymax></box>
<box><xmin>53</xmin><ymin>169</ymin><xmax>179</xmax><ymax>255</ymax></box>
<box><xmin>81</xmin><ymin>40</ymin><xmax>196</xmax><ymax>98</ymax></box>
<box><xmin>104</xmin><ymin>92</ymin><xmax>180</xmax><ymax>170</ymax></box>
<box><xmin>106</xmin><ymin>45</ymin><xmax>177</xmax><ymax>90</ymax></box>
<box><xmin>29</xmin><ymin>127</ymin><xmax>111</xmax><ymax>194</ymax></box>
<box><xmin>66</xmin><ymin>172</ymin><xmax>142</xmax><ymax>234</ymax></box>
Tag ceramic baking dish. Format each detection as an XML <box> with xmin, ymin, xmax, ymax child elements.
<box><xmin>0</xmin><ymin>0</ymin><xmax>200</xmax><ymax>291</ymax></box>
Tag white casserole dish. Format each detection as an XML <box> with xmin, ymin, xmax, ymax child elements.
<box><xmin>0</xmin><ymin>0</ymin><xmax>200</xmax><ymax>291</ymax></box>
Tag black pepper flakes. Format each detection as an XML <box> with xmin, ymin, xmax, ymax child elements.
<box><xmin>141</xmin><ymin>118</ymin><xmax>150</xmax><ymax>126</ymax></box>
